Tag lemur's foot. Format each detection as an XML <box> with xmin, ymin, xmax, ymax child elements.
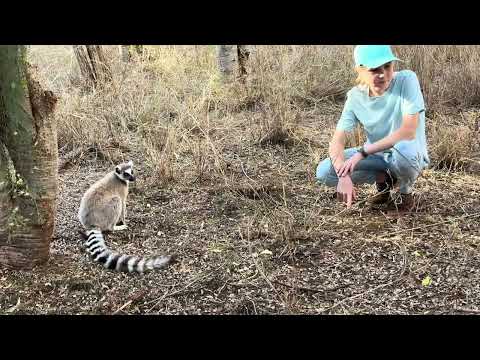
<box><xmin>113</xmin><ymin>224</ymin><xmax>128</xmax><ymax>231</ymax></box>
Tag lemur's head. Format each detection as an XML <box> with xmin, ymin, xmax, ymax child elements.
<box><xmin>115</xmin><ymin>160</ymin><xmax>136</xmax><ymax>183</ymax></box>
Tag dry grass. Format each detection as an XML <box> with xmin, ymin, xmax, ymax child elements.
<box><xmin>6</xmin><ymin>45</ymin><xmax>477</xmax><ymax>315</ymax></box>
<box><xmin>27</xmin><ymin>45</ymin><xmax>480</xmax><ymax>178</ymax></box>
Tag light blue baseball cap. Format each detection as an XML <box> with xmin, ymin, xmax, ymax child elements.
<box><xmin>354</xmin><ymin>45</ymin><xmax>401</xmax><ymax>69</ymax></box>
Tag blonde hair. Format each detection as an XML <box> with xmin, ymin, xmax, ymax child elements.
<box><xmin>354</xmin><ymin>66</ymin><xmax>369</xmax><ymax>87</ymax></box>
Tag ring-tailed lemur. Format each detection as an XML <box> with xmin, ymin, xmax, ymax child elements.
<box><xmin>78</xmin><ymin>160</ymin><xmax>173</xmax><ymax>274</ymax></box>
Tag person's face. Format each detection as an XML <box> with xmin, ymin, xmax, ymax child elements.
<box><xmin>364</xmin><ymin>62</ymin><xmax>394</xmax><ymax>95</ymax></box>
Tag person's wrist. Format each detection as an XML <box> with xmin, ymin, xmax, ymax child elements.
<box><xmin>357</xmin><ymin>145</ymin><xmax>369</xmax><ymax>158</ymax></box>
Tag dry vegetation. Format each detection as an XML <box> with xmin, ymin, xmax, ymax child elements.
<box><xmin>1</xmin><ymin>45</ymin><xmax>480</xmax><ymax>315</ymax></box>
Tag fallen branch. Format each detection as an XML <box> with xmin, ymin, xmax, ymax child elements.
<box><xmin>320</xmin><ymin>278</ymin><xmax>406</xmax><ymax>314</ymax></box>
<box><xmin>454</xmin><ymin>307</ymin><xmax>480</xmax><ymax>314</ymax></box>
<box><xmin>379</xmin><ymin>211</ymin><xmax>480</xmax><ymax>238</ymax></box>
<box><xmin>112</xmin><ymin>289</ymin><xmax>148</xmax><ymax>315</ymax></box>
<box><xmin>272</xmin><ymin>280</ymin><xmax>351</xmax><ymax>295</ymax></box>
<box><xmin>145</xmin><ymin>265</ymin><xmax>223</xmax><ymax>313</ymax></box>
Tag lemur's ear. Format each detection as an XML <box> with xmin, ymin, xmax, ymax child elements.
<box><xmin>127</xmin><ymin>160</ymin><xmax>133</xmax><ymax>167</ymax></box>
<box><xmin>115</xmin><ymin>166</ymin><xmax>121</xmax><ymax>174</ymax></box>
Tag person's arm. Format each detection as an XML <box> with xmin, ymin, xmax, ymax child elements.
<box><xmin>329</xmin><ymin>129</ymin><xmax>358</xmax><ymax>208</ymax></box>
<box><xmin>363</xmin><ymin>113</ymin><xmax>418</xmax><ymax>154</ymax></box>
<box><xmin>337</xmin><ymin>113</ymin><xmax>419</xmax><ymax>177</ymax></box>
<box><xmin>329</xmin><ymin>129</ymin><xmax>348</xmax><ymax>175</ymax></box>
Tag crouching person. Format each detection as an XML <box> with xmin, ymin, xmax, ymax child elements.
<box><xmin>316</xmin><ymin>45</ymin><xmax>429</xmax><ymax>213</ymax></box>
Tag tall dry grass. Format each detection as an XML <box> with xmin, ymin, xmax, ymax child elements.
<box><xmin>28</xmin><ymin>45</ymin><xmax>480</xmax><ymax>180</ymax></box>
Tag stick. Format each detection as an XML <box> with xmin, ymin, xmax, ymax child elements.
<box><xmin>320</xmin><ymin>278</ymin><xmax>405</xmax><ymax>313</ymax></box>
<box><xmin>454</xmin><ymin>307</ymin><xmax>480</xmax><ymax>314</ymax></box>
<box><xmin>272</xmin><ymin>280</ymin><xmax>351</xmax><ymax>294</ymax></box>
<box><xmin>380</xmin><ymin>212</ymin><xmax>480</xmax><ymax>237</ymax></box>
<box><xmin>113</xmin><ymin>300</ymin><xmax>132</xmax><ymax>315</ymax></box>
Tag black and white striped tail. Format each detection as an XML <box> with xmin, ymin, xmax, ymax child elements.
<box><xmin>80</xmin><ymin>229</ymin><xmax>173</xmax><ymax>274</ymax></box>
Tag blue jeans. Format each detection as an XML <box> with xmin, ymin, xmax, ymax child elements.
<box><xmin>316</xmin><ymin>141</ymin><xmax>425</xmax><ymax>194</ymax></box>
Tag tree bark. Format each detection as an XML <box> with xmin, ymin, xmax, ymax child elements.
<box><xmin>0</xmin><ymin>45</ymin><xmax>58</xmax><ymax>269</ymax></box>
<box><xmin>237</xmin><ymin>45</ymin><xmax>251</xmax><ymax>83</ymax></box>
<box><xmin>217</xmin><ymin>45</ymin><xmax>252</xmax><ymax>82</ymax></box>
<box><xmin>120</xmin><ymin>45</ymin><xmax>144</xmax><ymax>62</ymax></box>
<box><xmin>73</xmin><ymin>45</ymin><xmax>112</xmax><ymax>87</ymax></box>
<box><xmin>217</xmin><ymin>45</ymin><xmax>236</xmax><ymax>79</ymax></box>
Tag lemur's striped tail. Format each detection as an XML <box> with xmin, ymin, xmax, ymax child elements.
<box><xmin>79</xmin><ymin>229</ymin><xmax>173</xmax><ymax>274</ymax></box>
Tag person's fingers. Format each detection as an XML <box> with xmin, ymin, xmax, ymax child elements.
<box><xmin>347</xmin><ymin>191</ymin><xmax>352</xmax><ymax>208</ymax></box>
<box><xmin>339</xmin><ymin>162</ymin><xmax>350</xmax><ymax>177</ymax></box>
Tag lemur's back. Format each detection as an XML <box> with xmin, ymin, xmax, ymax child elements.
<box><xmin>78</xmin><ymin>172</ymin><xmax>125</xmax><ymax>230</ymax></box>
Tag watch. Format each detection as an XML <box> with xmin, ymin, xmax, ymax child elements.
<box><xmin>357</xmin><ymin>145</ymin><xmax>369</xmax><ymax>158</ymax></box>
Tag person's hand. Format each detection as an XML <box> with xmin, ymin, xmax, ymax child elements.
<box><xmin>337</xmin><ymin>152</ymin><xmax>364</xmax><ymax>177</ymax></box>
<box><xmin>336</xmin><ymin>175</ymin><xmax>357</xmax><ymax>208</ymax></box>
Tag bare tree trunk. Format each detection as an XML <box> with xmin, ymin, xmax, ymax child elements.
<box><xmin>120</xmin><ymin>45</ymin><xmax>144</xmax><ymax>62</ymax></box>
<box><xmin>73</xmin><ymin>45</ymin><xmax>95</xmax><ymax>85</ymax></box>
<box><xmin>73</xmin><ymin>45</ymin><xmax>112</xmax><ymax>87</ymax></box>
<box><xmin>0</xmin><ymin>45</ymin><xmax>58</xmax><ymax>269</ymax></box>
<box><xmin>120</xmin><ymin>45</ymin><xmax>131</xmax><ymax>62</ymax></box>
<box><xmin>237</xmin><ymin>45</ymin><xmax>252</xmax><ymax>83</ymax></box>
<box><xmin>217</xmin><ymin>45</ymin><xmax>252</xmax><ymax>82</ymax></box>
<box><xmin>134</xmin><ymin>45</ymin><xmax>143</xmax><ymax>56</ymax></box>
<box><xmin>217</xmin><ymin>45</ymin><xmax>236</xmax><ymax>79</ymax></box>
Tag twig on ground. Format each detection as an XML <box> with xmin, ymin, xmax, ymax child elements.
<box><xmin>379</xmin><ymin>212</ymin><xmax>480</xmax><ymax>238</ymax></box>
<box><xmin>320</xmin><ymin>278</ymin><xmax>406</xmax><ymax>314</ymax></box>
<box><xmin>454</xmin><ymin>307</ymin><xmax>480</xmax><ymax>314</ymax></box>
<box><xmin>272</xmin><ymin>279</ymin><xmax>351</xmax><ymax>295</ymax></box>
<box><xmin>145</xmin><ymin>265</ymin><xmax>223</xmax><ymax>313</ymax></box>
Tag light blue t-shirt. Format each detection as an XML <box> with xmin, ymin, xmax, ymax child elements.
<box><xmin>336</xmin><ymin>70</ymin><xmax>429</xmax><ymax>166</ymax></box>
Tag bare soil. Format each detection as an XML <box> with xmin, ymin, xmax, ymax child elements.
<box><xmin>1</xmin><ymin>137</ymin><xmax>480</xmax><ymax>315</ymax></box>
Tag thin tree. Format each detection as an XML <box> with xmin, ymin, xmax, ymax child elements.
<box><xmin>217</xmin><ymin>45</ymin><xmax>252</xmax><ymax>82</ymax></box>
<box><xmin>120</xmin><ymin>45</ymin><xmax>144</xmax><ymax>62</ymax></box>
<box><xmin>0</xmin><ymin>45</ymin><xmax>58</xmax><ymax>269</ymax></box>
<box><xmin>73</xmin><ymin>45</ymin><xmax>113</xmax><ymax>87</ymax></box>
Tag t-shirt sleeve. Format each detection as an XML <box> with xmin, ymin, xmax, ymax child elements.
<box><xmin>336</xmin><ymin>92</ymin><xmax>359</xmax><ymax>132</ymax></box>
<box><xmin>401</xmin><ymin>71</ymin><xmax>425</xmax><ymax>116</ymax></box>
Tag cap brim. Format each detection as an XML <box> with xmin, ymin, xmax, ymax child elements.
<box><xmin>362</xmin><ymin>56</ymin><xmax>401</xmax><ymax>69</ymax></box>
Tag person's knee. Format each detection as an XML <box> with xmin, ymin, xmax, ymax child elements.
<box><xmin>392</xmin><ymin>142</ymin><xmax>422</xmax><ymax>178</ymax></box>
<box><xmin>316</xmin><ymin>159</ymin><xmax>335</xmax><ymax>185</ymax></box>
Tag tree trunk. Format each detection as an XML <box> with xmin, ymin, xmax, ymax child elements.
<box><xmin>134</xmin><ymin>45</ymin><xmax>143</xmax><ymax>56</ymax></box>
<box><xmin>0</xmin><ymin>45</ymin><xmax>58</xmax><ymax>269</ymax></box>
<box><xmin>73</xmin><ymin>45</ymin><xmax>112</xmax><ymax>87</ymax></box>
<box><xmin>120</xmin><ymin>45</ymin><xmax>131</xmax><ymax>62</ymax></box>
<box><xmin>237</xmin><ymin>45</ymin><xmax>252</xmax><ymax>83</ymax></box>
<box><xmin>217</xmin><ymin>45</ymin><xmax>252</xmax><ymax>82</ymax></box>
<box><xmin>120</xmin><ymin>45</ymin><xmax>144</xmax><ymax>62</ymax></box>
<box><xmin>217</xmin><ymin>45</ymin><xmax>236</xmax><ymax>79</ymax></box>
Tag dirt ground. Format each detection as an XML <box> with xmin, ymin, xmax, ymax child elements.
<box><xmin>1</xmin><ymin>134</ymin><xmax>480</xmax><ymax>315</ymax></box>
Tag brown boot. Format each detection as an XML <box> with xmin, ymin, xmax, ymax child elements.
<box><xmin>367</xmin><ymin>172</ymin><xmax>397</xmax><ymax>206</ymax></box>
<box><xmin>367</xmin><ymin>190</ymin><xmax>392</xmax><ymax>206</ymax></box>
<box><xmin>386</xmin><ymin>193</ymin><xmax>417</xmax><ymax>214</ymax></box>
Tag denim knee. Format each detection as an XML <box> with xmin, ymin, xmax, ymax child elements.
<box><xmin>315</xmin><ymin>158</ymin><xmax>336</xmax><ymax>186</ymax></box>
<box><xmin>391</xmin><ymin>142</ymin><xmax>422</xmax><ymax>178</ymax></box>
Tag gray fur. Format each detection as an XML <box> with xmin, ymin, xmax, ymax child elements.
<box><xmin>78</xmin><ymin>161</ymin><xmax>174</xmax><ymax>274</ymax></box>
